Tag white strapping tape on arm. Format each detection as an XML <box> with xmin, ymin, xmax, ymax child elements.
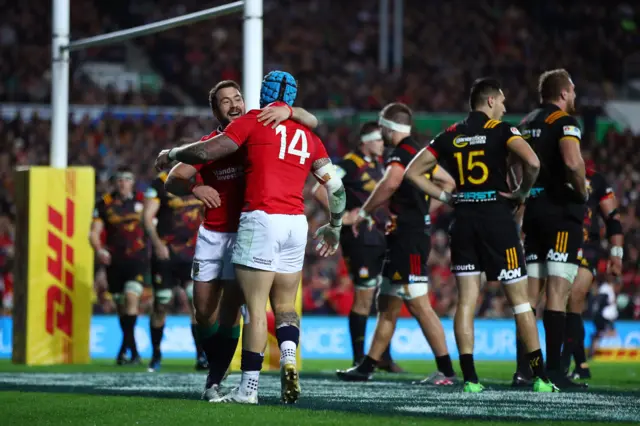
<box><xmin>513</xmin><ymin>303</ymin><xmax>532</xmax><ymax>315</ymax></box>
<box><xmin>314</xmin><ymin>163</ymin><xmax>343</xmax><ymax>193</ymax></box>
<box><xmin>378</xmin><ymin>117</ymin><xmax>411</xmax><ymax>133</ymax></box>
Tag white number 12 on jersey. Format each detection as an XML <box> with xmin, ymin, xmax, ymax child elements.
<box><xmin>276</xmin><ymin>125</ymin><xmax>311</xmax><ymax>164</ymax></box>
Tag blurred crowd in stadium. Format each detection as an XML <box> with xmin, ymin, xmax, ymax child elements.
<box><xmin>1</xmin><ymin>0</ymin><xmax>639</xmax><ymax>319</ymax></box>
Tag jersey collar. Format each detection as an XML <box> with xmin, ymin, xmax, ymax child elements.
<box><xmin>540</xmin><ymin>102</ymin><xmax>561</xmax><ymax>112</ymax></box>
<box><xmin>467</xmin><ymin>110</ymin><xmax>491</xmax><ymax>126</ymax></box>
<box><xmin>355</xmin><ymin>148</ymin><xmax>372</xmax><ymax>163</ymax></box>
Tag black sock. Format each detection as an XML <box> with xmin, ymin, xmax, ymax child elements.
<box><xmin>118</xmin><ymin>316</ymin><xmax>127</xmax><ymax>355</ymax></box>
<box><xmin>459</xmin><ymin>353</ymin><xmax>479</xmax><ymax>383</ymax></box>
<box><xmin>208</xmin><ymin>325</ymin><xmax>240</xmax><ymax>385</ymax></box>
<box><xmin>357</xmin><ymin>355</ymin><xmax>378</xmax><ymax>374</ymax></box>
<box><xmin>543</xmin><ymin>310</ymin><xmax>565</xmax><ymax>372</ymax></box>
<box><xmin>150</xmin><ymin>324</ymin><xmax>164</xmax><ymax>357</ymax></box>
<box><xmin>123</xmin><ymin>315</ymin><xmax>139</xmax><ymax>357</ymax></box>
<box><xmin>562</xmin><ymin>313</ymin><xmax>582</xmax><ymax>371</ymax></box>
<box><xmin>191</xmin><ymin>324</ymin><xmax>203</xmax><ymax>358</ymax></box>
<box><xmin>348</xmin><ymin>312</ymin><xmax>367</xmax><ymax>364</ymax></box>
<box><xmin>240</xmin><ymin>350</ymin><xmax>264</xmax><ymax>372</ymax></box>
<box><xmin>527</xmin><ymin>348</ymin><xmax>548</xmax><ymax>381</ymax></box>
<box><xmin>572</xmin><ymin>315</ymin><xmax>587</xmax><ymax>366</ymax></box>
<box><xmin>197</xmin><ymin>322</ymin><xmax>219</xmax><ymax>366</ymax></box>
<box><xmin>516</xmin><ymin>338</ymin><xmax>531</xmax><ymax>377</ymax></box>
<box><xmin>435</xmin><ymin>354</ymin><xmax>455</xmax><ymax>377</ymax></box>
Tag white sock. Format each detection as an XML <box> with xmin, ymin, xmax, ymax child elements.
<box><xmin>280</xmin><ymin>340</ymin><xmax>297</xmax><ymax>366</ymax></box>
<box><xmin>239</xmin><ymin>370</ymin><xmax>260</xmax><ymax>395</ymax></box>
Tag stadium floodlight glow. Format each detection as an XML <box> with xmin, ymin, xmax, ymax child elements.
<box><xmin>50</xmin><ymin>0</ymin><xmax>260</xmax><ymax>168</ymax></box>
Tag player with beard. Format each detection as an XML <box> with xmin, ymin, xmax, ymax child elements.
<box><xmin>404</xmin><ymin>79</ymin><xmax>558</xmax><ymax>392</ymax></box>
<box><xmin>337</xmin><ymin>103</ymin><xmax>457</xmax><ymax>385</ymax></box>
<box><xmin>90</xmin><ymin>167</ymin><xmax>147</xmax><ymax>365</ymax></box>
<box><xmin>312</xmin><ymin>122</ymin><xmax>401</xmax><ymax>372</ymax></box>
<box><xmin>163</xmin><ymin>79</ymin><xmax>319</xmax><ymax>401</ymax></box>
<box><xmin>143</xmin><ymin>163</ymin><xmax>206</xmax><ymax>372</ymax></box>
<box><xmin>155</xmin><ymin>70</ymin><xmax>343</xmax><ymax>405</ymax></box>
<box><xmin>515</xmin><ymin>69</ymin><xmax>589</xmax><ymax>389</ymax></box>
<box><xmin>560</xmin><ymin>167</ymin><xmax>623</xmax><ymax>380</ymax></box>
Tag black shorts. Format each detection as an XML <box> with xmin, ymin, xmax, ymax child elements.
<box><xmin>106</xmin><ymin>259</ymin><xmax>148</xmax><ymax>295</ymax></box>
<box><xmin>594</xmin><ymin>315</ymin><xmax>614</xmax><ymax>334</ymax></box>
<box><xmin>151</xmin><ymin>251</ymin><xmax>193</xmax><ymax>291</ymax></box>
<box><xmin>523</xmin><ymin>198</ymin><xmax>584</xmax><ymax>266</ymax></box>
<box><xmin>341</xmin><ymin>229</ymin><xmax>386</xmax><ymax>288</ymax></box>
<box><xmin>382</xmin><ymin>226</ymin><xmax>430</xmax><ymax>285</ymax></box>
<box><xmin>579</xmin><ymin>242</ymin><xmax>601</xmax><ymax>276</ymax></box>
<box><xmin>450</xmin><ymin>210</ymin><xmax>525</xmax><ymax>283</ymax></box>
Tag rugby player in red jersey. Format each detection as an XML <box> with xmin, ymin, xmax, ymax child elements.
<box><xmin>156</xmin><ymin>71</ymin><xmax>346</xmax><ymax>405</ymax></box>
<box><xmin>161</xmin><ymin>79</ymin><xmax>318</xmax><ymax>401</ymax></box>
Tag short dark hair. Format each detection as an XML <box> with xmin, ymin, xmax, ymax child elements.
<box><xmin>359</xmin><ymin>121</ymin><xmax>380</xmax><ymax>138</ymax></box>
<box><xmin>380</xmin><ymin>102</ymin><xmax>412</xmax><ymax>125</ymax></box>
<box><xmin>208</xmin><ymin>80</ymin><xmax>242</xmax><ymax>114</ymax></box>
<box><xmin>469</xmin><ymin>78</ymin><xmax>502</xmax><ymax>110</ymax></box>
<box><xmin>538</xmin><ymin>69</ymin><xmax>572</xmax><ymax>102</ymax></box>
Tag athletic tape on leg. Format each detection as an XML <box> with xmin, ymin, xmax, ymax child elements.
<box><xmin>124</xmin><ymin>281</ymin><xmax>144</xmax><ymax>296</ymax></box>
<box><xmin>547</xmin><ymin>261</ymin><xmax>578</xmax><ymax>283</ymax></box>
<box><xmin>354</xmin><ymin>277</ymin><xmax>379</xmax><ymax>290</ymax></box>
<box><xmin>526</xmin><ymin>263</ymin><xmax>547</xmax><ymax>279</ymax></box>
<box><xmin>513</xmin><ymin>303</ymin><xmax>532</xmax><ymax>315</ymax></box>
<box><xmin>184</xmin><ymin>281</ymin><xmax>194</xmax><ymax>301</ymax></box>
<box><xmin>154</xmin><ymin>288</ymin><xmax>172</xmax><ymax>305</ymax></box>
<box><xmin>241</xmin><ymin>304</ymin><xmax>250</xmax><ymax>324</ymax></box>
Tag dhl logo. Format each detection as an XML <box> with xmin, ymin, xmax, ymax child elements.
<box><xmin>45</xmin><ymin>170</ymin><xmax>76</xmax><ymax>361</ymax></box>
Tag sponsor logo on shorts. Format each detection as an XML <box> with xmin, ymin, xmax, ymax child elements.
<box><xmin>252</xmin><ymin>256</ymin><xmax>273</xmax><ymax>266</ymax></box>
<box><xmin>547</xmin><ymin>250</ymin><xmax>569</xmax><ymax>262</ymax></box>
<box><xmin>525</xmin><ymin>254</ymin><xmax>538</xmax><ymax>262</ymax></box>
<box><xmin>392</xmin><ymin>271</ymin><xmax>402</xmax><ymax>281</ymax></box>
<box><xmin>358</xmin><ymin>267</ymin><xmax>369</xmax><ymax>278</ymax></box>
<box><xmin>498</xmin><ymin>267</ymin><xmax>522</xmax><ymax>281</ymax></box>
<box><xmin>408</xmin><ymin>274</ymin><xmax>428</xmax><ymax>283</ymax></box>
<box><xmin>453</xmin><ymin>264</ymin><xmax>476</xmax><ymax>272</ymax></box>
<box><xmin>191</xmin><ymin>261</ymin><xmax>200</xmax><ymax>278</ymax></box>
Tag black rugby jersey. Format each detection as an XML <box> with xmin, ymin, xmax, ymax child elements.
<box><xmin>583</xmin><ymin>168</ymin><xmax>614</xmax><ymax>243</ymax></box>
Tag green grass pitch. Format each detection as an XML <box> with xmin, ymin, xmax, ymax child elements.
<box><xmin>0</xmin><ymin>359</ymin><xmax>639</xmax><ymax>425</ymax></box>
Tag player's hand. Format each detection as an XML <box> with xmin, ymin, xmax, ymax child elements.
<box><xmin>257</xmin><ymin>105</ymin><xmax>292</xmax><ymax>129</ymax></box>
<box><xmin>97</xmin><ymin>248</ymin><xmax>111</xmax><ymax>265</ymax></box>
<box><xmin>154</xmin><ymin>243</ymin><xmax>170</xmax><ymax>261</ymax></box>
<box><xmin>155</xmin><ymin>149</ymin><xmax>172</xmax><ymax>171</ymax></box>
<box><xmin>314</xmin><ymin>223</ymin><xmax>341</xmax><ymax>257</ymax></box>
<box><xmin>192</xmin><ymin>185</ymin><xmax>221</xmax><ymax>209</ymax></box>
<box><xmin>351</xmin><ymin>209</ymin><xmax>373</xmax><ymax>237</ymax></box>
<box><xmin>341</xmin><ymin>208</ymin><xmax>360</xmax><ymax>226</ymax></box>
<box><xmin>499</xmin><ymin>189</ymin><xmax>529</xmax><ymax>205</ymax></box>
<box><xmin>608</xmin><ymin>255</ymin><xmax>622</xmax><ymax>276</ymax></box>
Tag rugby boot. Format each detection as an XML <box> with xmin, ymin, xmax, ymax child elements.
<box><xmin>195</xmin><ymin>353</ymin><xmax>209</xmax><ymax>371</ymax></box>
<box><xmin>412</xmin><ymin>371</ymin><xmax>456</xmax><ymax>386</ymax></box>
<box><xmin>116</xmin><ymin>351</ymin><xmax>128</xmax><ymax>366</ymax></box>
<box><xmin>127</xmin><ymin>354</ymin><xmax>142</xmax><ymax>366</ymax></box>
<box><xmin>533</xmin><ymin>378</ymin><xmax>560</xmax><ymax>393</ymax></box>
<box><xmin>511</xmin><ymin>371</ymin><xmax>533</xmax><ymax>388</ymax></box>
<box><xmin>463</xmin><ymin>382</ymin><xmax>485</xmax><ymax>393</ymax></box>
<box><xmin>570</xmin><ymin>364</ymin><xmax>591</xmax><ymax>380</ymax></box>
<box><xmin>147</xmin><ymin>354</ymin><xmax>162</xmax><ymax>372</ymax></box>
<box><xmin>280</xmin><ymin>363</ymin><xmax>301</xmax><ymax>404</ymax></box>
<box><xmin>549</xmin><ymin>371</ymin><xmax>588</xmax><ymax>390</ymax></box>
<box><xmin>202</xmin><ymin>371</ymin><xmax>222</xmax><ymax>401</ymax></box>
<box><xmin>212</xmin><ymin>387</ymin><xmax>258</xmax><ymax>405</ymax></box>
<box><xmin>336</xmin><ymin>365</ymin><xmax>372</xmax><ymax>382</ymax></box>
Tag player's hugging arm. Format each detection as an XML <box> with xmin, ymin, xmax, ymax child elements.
<box><xmin>405</xmin><ymin>147</ymin><xmax>454</xmax><ymax>204</ymax></box>
<box><xmin>291</xmin><ymin>107</ymin><xmax>319</xmax><ymax>129</ymax></box>
<box><xmin>165</xmin><ymin>163</ymin><xmax>199</xmax><ymax>196</ymax></box>
<box><xmin>169</xmin><ymin>134</ymin><xmax>239</xmax><ymax>164</ymax></box>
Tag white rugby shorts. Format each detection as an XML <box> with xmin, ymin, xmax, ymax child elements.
<box><xmin>191</xmin><ymin>224</ymin><xmax>237</xmax><ymax>282</ymax></box>
<box><xmin>232</xmin><ymin>210</ymin><xmax>308</xmax><ymax>273</ymax></box>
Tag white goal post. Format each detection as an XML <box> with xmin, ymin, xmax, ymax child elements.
<box><xmin>50</xmin><ymin>0</ymin><xmax>263</xmax><ymax>168</ymax></box>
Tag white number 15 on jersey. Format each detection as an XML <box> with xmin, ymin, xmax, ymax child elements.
<box><xmin>276</xmin><ymin>125</ymin><xmax>311</xmax><ymax>164</ymax></box>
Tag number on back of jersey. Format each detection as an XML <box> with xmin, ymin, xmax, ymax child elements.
<box><xmin>276</xmin><ymin>125</ymin><xmax>311</xmax><ymax>164</ymax></box>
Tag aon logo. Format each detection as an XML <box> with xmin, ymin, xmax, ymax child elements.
<box><xmin>498</xmin><ymin>267</ymin><xmax>522</xmax><ymax>281</ymax></box>
<box><xmin>547</xmin><ymin>250</ymin><xmax>569</xmax><ymax>262</ymax></box>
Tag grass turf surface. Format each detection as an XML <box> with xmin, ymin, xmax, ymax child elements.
<box><xmin>0</xmin><ymin>359</ymin><xmax>639</xmax><ymax>425</ymax></box>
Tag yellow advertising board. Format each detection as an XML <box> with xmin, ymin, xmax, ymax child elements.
<box><xmin>230</xmin><ymin>282</ymin><xmax>303</xmax><ymax>371</ymax></box>
<box><xmin>12</xmin><ymin>167</ymin><xmax>95</xmax><ymax>365</ymax></box>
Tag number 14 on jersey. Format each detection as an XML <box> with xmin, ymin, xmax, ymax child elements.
<box><xmin>276</xmin><ymin>125</ymin><xmax>311</xmax><ymax>164</ymax></box>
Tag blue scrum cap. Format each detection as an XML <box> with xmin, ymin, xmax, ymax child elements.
<box><xmin>260</xmin><ymin>70</ymin><xmax>297</xmax><ymax>108</ymax></box>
